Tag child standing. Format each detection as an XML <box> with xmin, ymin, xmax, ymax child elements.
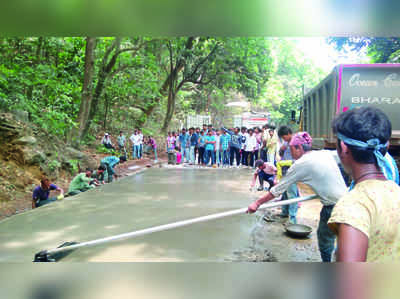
<box><xmin>148</xmin><ymin>135</ymin><xmax>158</xmax><ymax>162</ymax></box>
<box><xmin>175</xmin><ymin>146</ymin><xmax>182</xmax><ymax>164</ymax></box>
<box><xmin>167</xmin><ymin>132</ymin><xmax>176</xmax><ymax>165</ymax></box>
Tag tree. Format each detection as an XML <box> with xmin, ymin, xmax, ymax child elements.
<box><xmin>79</xmin><ymin>37</ymin><xmax>151</xmax><ymax>142</ymax></box>
<box><xmin>158</xmin><ymin>37</ymin><xmax>273</xmax><ymax>132</ymax></box>
<box><xmin>71</xmin><ymin>37</ymin><xmax>96</xmax><ymax>146</ymax></box>
<box><xmin>258</xmin><ymin>39</ymin><xmax>326</xmax><ymax>125</ymax></box>
<box><xmin>327</xmin><ymin>37</ymin><xmax>400</xmax><ymax>63</ymax></box>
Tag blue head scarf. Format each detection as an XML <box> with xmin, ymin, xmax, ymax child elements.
<box><xmin>336</xmin><ymin>132</ymin><xmax>399</xmax><ymax>189</ymax></box>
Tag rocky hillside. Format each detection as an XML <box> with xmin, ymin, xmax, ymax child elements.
<box><xmin>0</xmin><ymin>112</ymin><xmax>97</xmax><ymax>216</ymax></box>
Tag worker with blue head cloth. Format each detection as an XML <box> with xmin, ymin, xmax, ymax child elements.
<box><xmin>336</xmin><ymin>127</ymin><xmax>399</xmax><ymax>190</ymax></box>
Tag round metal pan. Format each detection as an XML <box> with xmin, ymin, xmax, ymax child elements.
<box><xmin>285</xmin><ymin>224</ymin><xmax>312</xmax><ymax>238</ymax></box>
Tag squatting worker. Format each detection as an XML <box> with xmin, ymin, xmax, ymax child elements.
<box><xmin>250</xmin><ymin>160</ymin><xmax>277</xmax><ymax>191</ymax></box>
<box><xmin>100</xmin><ymin>155</ymin><xmax>127</xmax><ymax>183</ymax></box>
<box><xmin>32</xmin><ymin>178</ymin><xmax>64</xmax><ymax>208</ymax></box>
<box><xmin>68</xmin><ymin>169</ymin><xmax>95</xmax><ymax>196</ymax></box>
<box><xmin>247</xmin><ymin>132</ymin><xmax>347</xmax><ymax>262</ymax></box>
<box><xmin>328</xmin><ymin>107</ymin><xmax>400</xmax><ymax>262</ymax></box>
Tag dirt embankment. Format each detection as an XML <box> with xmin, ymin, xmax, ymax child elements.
<box><xmin>0</xmin><ymin>112</ymin><xmax>166</xmax><ymax>220</ymax></box>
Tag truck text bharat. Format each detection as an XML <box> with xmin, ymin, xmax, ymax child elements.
<box><xmin>301</xmin><ymin>64</ymin><xmax>400</xmax><ymax>149</ymax></box>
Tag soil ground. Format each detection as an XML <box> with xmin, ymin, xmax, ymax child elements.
<box><xmin>0</xmin><ymin>149</ymin><xmax>166</xmax><ymax>221</ymax></box>
<box><xmin>226</xmin><ymin>183</ymin><xmax>323</xmax><ymax>262</ymax></box>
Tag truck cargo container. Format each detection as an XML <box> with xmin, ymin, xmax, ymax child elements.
<box><xmin>301</xmin><ymin>64</ymin><xmax>400</xmax><ymax>149</ymax></box>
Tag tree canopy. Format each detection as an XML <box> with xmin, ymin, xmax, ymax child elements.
<box><xmin>328</xmin><ymin>37</ymin><xmax>400</xmax><ymax>63</ymax></box>
<box><xmin>0</xmin><ymin>37</ymin><xmax>326</xmax><ymax>145</ymax></box>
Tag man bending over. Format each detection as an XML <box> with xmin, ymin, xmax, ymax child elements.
<box><xmin>250</xmin><ymin>159</ymin><xmax>277</xmax><ymax>191</ymax></box>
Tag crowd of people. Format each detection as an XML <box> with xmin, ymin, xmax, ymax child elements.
<box><xmin>165</xmin><ymin>123</ymin><xmax>282</xmax><ymax>167</ymax></box>
<box><xmin>101</xmin><ymin>130</ymin><xmax>158</xmax><ymax>162</ymax></box>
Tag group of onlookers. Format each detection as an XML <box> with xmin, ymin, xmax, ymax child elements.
<box><xmin>165</xmin><ymin>123</ymin><xmax>284</xmax><ymax>167</ymax></box>
<box><xmin>101</xmin><ymin>130</ymin><xmax>158</xmax><ymax>162</ymax></box>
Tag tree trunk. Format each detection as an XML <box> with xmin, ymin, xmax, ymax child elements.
<box><xmin>146</xmin><ymin>37</ymin><xmax>195</xmax><ymax>128</ymax></box>
<box><xmin>80</xmin><ymin>39</ymin><xmax>122</xmax><ymax>140</ymax></box>
<box><xmin>161</xmin><ymin>89</ymin><xmax>176</xmax><ymax>133</ymax></box>
<box><xmin>103</xmin><ymin>93</ymin><xmax>109</xmax><ymax>130</ymax></box>
<box><xmin>35</xmin><ymin>37</ymin><xmax>43</xmax><ymax>64</ymax></box>
<box><xmin>80</xmin><ymin>69</ymin><xmax>108</xmax><ymax>140</ymax></box>
<box><xmin>70</xmin><ymin>37</ymin><xmax>96</xmax><ymax>147</ymax></box>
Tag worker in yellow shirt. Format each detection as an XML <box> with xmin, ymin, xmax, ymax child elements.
<box><xmin>329</xmin><ymin>106</ymin><xmax>400</xmax><ymax>262</ymax></box>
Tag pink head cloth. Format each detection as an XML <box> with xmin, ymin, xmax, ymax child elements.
<box><xmin>289</xmin><ymin>132</ymin><xmax>313</xmax><ymax>147</ymax></box>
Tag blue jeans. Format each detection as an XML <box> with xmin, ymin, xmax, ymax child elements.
<box><xmin>182</xmin><ymin>147</ymin><xmax>190</xmax><ymax>162</ymax></box>
<box><xmin>153</xmin><ymin>148</ymin><xmax>158</xmax><ymax>160</ymax></box>
<box><xmin>222</xmin><ymin>149</ymin><xmax>229</xmax><ymax>165</ymax></box>
<box><xmin>215</xmin><ymin>149</ymin><xmax>221</xmax><ymax>165</ymax></box>
<box><xmin>180</xmin><ymin>147</ymin><xmax>185</xmax><ymax>162</ymax></box>
<box><xmin>204</xmin><ymin>149</ymin><xmax>215</xmax><ymax>165</ymax></box>
<box><xmin>189</xmin><ymin>146</ymin><xmax>196</xmax><ymax>164</ymax></box>
<box><xmin>230</xmin><ymin>147</ymin><xmax>240</xmax><ymax>166</ymax></box>
<box><xmin>317</xmin><ymin>205</ymin><xmax>336</xmax><ymax>262</ymax></box>
<box><xmin>133</xmin><ymin>145</ymin><xmax>141</xmax><ymax>159</ymax></box>
<box><xmin>281</xmin><ymin>183</ymin><xmax>299</xmax><ymax>224</ymax></box>
<box><xmin>36</xmin><ymin>197</ymin><xmax>57</xmax><ymax>207</ymax></box>
<box><xmin>258</xmin><ymin>171</ymin><xmax>275</xmax><ymax>190</ymax></box>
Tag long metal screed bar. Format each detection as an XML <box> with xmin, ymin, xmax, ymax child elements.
<box><xmin>34</xmin><ymin>194</ymin><xmax>317</xmax><ymax>262</ymax></box>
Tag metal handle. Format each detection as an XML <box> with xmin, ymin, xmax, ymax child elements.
<box><xmin>45</xmin><ymin>194</ymin><xmax>317</xmax><ymax>256</ymax></box>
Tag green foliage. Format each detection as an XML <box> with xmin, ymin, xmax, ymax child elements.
<box><xmin>0</xmin><ymin>37</ymin><xmax>328</xmax><ymax>142</ymax></box>
<box><xmin>328</xmin><ymin>37</ymin><xmax>400</xmax><ymax>63</ymax></box>
<box><xmin>0</xmin><ymin>37</ymin><xmax>83</xmax><ymax>138</ymax></box>
<box><xmin>68</xmin><ymin>159</ymin><xmax>80</xmax><ymax>175</ymax></box>
<box><xmin>48</xmin><ymin>159</ymin><xmax>61</xmax><ymax>172</ymax></box>
<box><xmin>256</xmin><ymin>39</ymin><xmax>326</xmax><ymax>125</ymax></box>
<box><xmin>96</xmin><ymin>145</ymin><xmax>118</xmax><ymax>155</ymax></box>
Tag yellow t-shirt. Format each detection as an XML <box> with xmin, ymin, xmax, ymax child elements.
<box><xmin>328</xmin><ymin>179</ymin><xmax>400</xmax><ymax>262</ymax></box>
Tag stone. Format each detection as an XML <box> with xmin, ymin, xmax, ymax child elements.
<box><xmin>23</xmin><ymin>148</ymin><xmax>46</xmax><ymax>165</ymax></box>
<box><xmin>64</xmin><ymin>147</ymin><xmax>84</xmax><ymax>159</ymax></box>
<box><xmin>16</xmin><ymin>136</ymin><xmax>37</xmax><ymax>145</ymax></box>
<box><xmin>12</xmin><ymin>110</ymin><xmax>29</xmax><ymax>123</ymax></box>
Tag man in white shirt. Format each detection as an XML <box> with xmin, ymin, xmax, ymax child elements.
<box><xmin>130</xmin><ymin>130</ymin><xmax>141</xmax><ymax>159</ymax></box>
<box><xmin>101</xmin><ymin>133</ymin><xmax>114</xmax><ymax>149</ymax></box>
<box><xmin>247</xmin><ymin>132</ymin><xmax>347</xmax><ymax>262</ymax></box>
<box><xmin>244</xmin><ymin>129</ymin><xmax>257</xmax><ymax>167</ymax></box>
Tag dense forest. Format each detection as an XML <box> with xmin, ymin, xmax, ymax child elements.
<box><xmin>0</xmin><ymin>37</ymin><xmax>327</xmax><ymax>148</ymax></box>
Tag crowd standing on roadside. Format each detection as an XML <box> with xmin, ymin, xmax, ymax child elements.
<box><xmin>165</xmin><ymin>124</ymin><xmax>283</xmax><ymax>168</ymax></box>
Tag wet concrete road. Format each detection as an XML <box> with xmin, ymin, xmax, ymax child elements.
<box><xmin>0</xmin><ymin>166</ymin><xmax>321</xmax><ymax>262</ymax></box>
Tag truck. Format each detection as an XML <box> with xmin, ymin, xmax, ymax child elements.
<box><xmin>301</xmin><ymin>64</ymin><xmax>400</xmax><ymax>150</ymax></box>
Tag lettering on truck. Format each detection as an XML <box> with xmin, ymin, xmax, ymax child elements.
<box><xmin>351</xmin><ymin>97</ymin><xmax>400</xmax><ymax>105</ymax></box>
<box><xmin>349</xmin><ymin>73</ymin><xmax>400</xmax><ymax>88</ymax></box>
